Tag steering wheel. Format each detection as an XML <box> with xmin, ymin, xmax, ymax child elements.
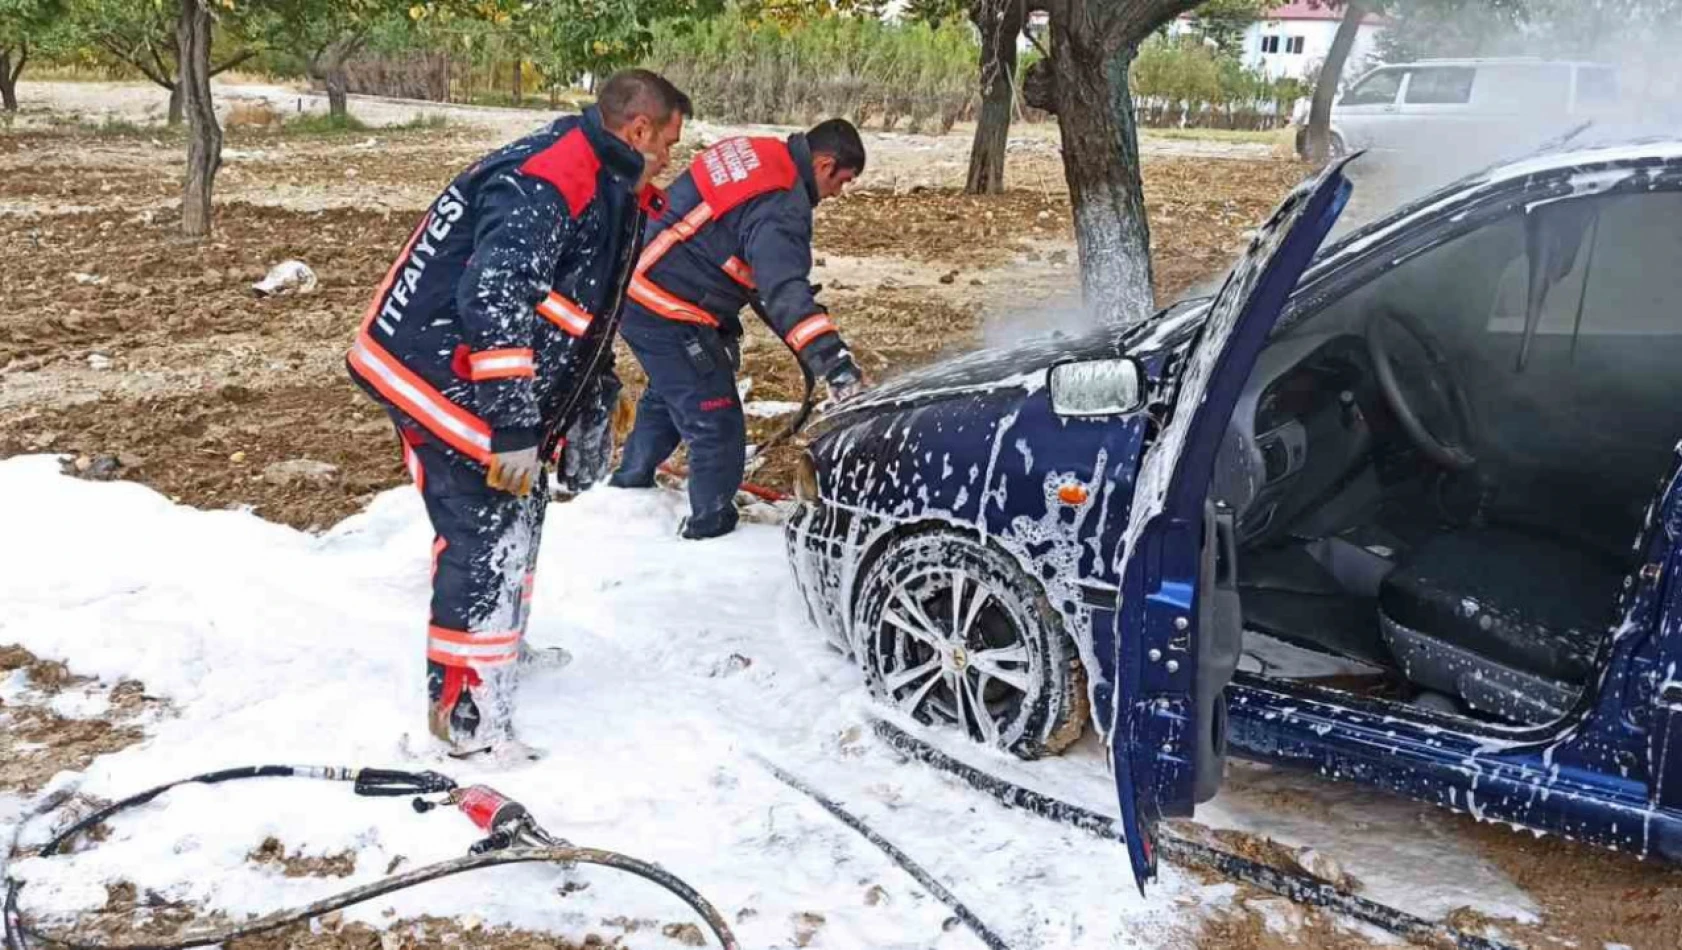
<box><xmin>1365</xmin><ymin>308</ymin><xmax>1478</xmax><ymax>471</ymax></box>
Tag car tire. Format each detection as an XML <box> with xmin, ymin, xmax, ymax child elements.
<box><xmin>1294</xmin><ymin>127</ymin><xmax>1348</xmax><ymax>162</ymax></box>
<box><xmin>853</xmin><ymin>530</ymin><xmax>1088</xmax><ymax>759</ymax></box>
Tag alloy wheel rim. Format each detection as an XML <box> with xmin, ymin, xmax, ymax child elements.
<box><xmin>874</xmin><ymin>566</ymin><xmax>1036</xmax><ymax>747</ymax></box>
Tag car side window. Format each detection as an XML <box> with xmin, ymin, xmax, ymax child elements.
<box><xmin>1487</xmin><ymin>192</ymin><xmax>1682</xmax><ymax>338</ymax></box>
<box><xmin>1341</xmin><ymin>69</ymin><xmax>1404</xmax><ymax>107</ymax></box>
<box><xmin>1404</xmin><ymin>66</ymin><xmax>1476</xmax><ymax>105</ymax></box>
<box><xmin>1476</xmin><ymin>64</ymin><xmax>1572</xmax><ymax>110</ymax></box>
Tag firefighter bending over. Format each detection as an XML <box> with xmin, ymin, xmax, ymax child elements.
<box><xmin>609</xmin><ymin>119</ymin><xmax>868</xmax><ymax>539</ymax></box>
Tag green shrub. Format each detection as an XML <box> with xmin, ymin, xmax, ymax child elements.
<box><xmin>645</xmin><ymin>8</ymin><xmax>978</xmax><ymax>134</ymax></box>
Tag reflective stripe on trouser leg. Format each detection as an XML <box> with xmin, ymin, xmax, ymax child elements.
<box><xmin>405</xmin><ymin>435</ymin><xmax>546</xmax><ymax>746</ymax></box>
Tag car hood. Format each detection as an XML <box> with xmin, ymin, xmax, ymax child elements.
<box><xmin>831</xmin><ymin>300</ymin><xmax>1211</xmax><ymax>419</ymax></box>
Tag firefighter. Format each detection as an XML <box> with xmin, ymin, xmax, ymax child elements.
<box><xmin>609</xmin><ymin>119</ymin><xmax>868</xmax><ymax>539</ymax></box>
<box><xmin>347</xmin><ymin>70</ymin><xmax>690</xmax><ymax>758</ymax></box>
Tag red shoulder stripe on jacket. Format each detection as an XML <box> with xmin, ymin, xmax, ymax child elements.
<box><xmin>518</xmin><ymin>127</ymin><xmax>601</xmax><ymax>216</ymax></box>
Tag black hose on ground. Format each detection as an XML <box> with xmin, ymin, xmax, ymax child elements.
<box><xmin>870</xmin><ymin>718</ymin><xmax>1522</xmax><ymax>950</ymax></box>
<box><xmin>748</xmin><ymin>752</ymin><xmax>1013</xmax><ymax>950</ymax></box>
<box><xmin>744</xmin><ymin>297</ymin><xmax>819</xmax><ymax>467</ymax></box>
<box><xmin>3</xmin><ymin>766</ymin><xmax>738</xmax><ymax>950</ymax></box>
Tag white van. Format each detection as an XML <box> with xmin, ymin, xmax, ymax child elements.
<box><xmin>1301</xmin><ymin>58</ymin><xmax>1621</xmax><ymax>162</ymax></box>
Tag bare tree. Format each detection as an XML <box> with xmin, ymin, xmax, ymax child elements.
<box><xmin>177</xmin><ymin>0</ymin><xmax>221</xmax><ymax>237</ymax></box>
<box><xmin>964</xmin><ymin>0</ymin><xmax>1027</xmax><ymax>194</ymax></box>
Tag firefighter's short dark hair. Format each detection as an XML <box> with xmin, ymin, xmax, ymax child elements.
<box><xmin>807</xmin><ymin>118</ymin><xmax>866</xmax><ymax>174</ymax></box>
<box><xmin>598</xmin><ymin>69</ymin><xmax>693</xmax><ymax>129</ymax></box>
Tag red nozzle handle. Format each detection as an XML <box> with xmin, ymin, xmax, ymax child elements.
<box><xmin>455</xmin><ymin>785</ymin><xmax>528</xmax><ymax>833</ymax></box>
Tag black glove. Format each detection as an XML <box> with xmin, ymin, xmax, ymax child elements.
<box><xmin>825</xmin><ymin>352</ymin><xmax>866</xmax><ymax>403</ymax></box>
<box><xmin>554</xmin><ymin>370</ymin><xmax>623</xmax><ymax>496</ymax></box>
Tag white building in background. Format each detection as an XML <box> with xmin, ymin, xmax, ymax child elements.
<box><xmin>1173</xmin><ymin>2</ymin><xmax>1387</xmax><ymax>81</ymax></box>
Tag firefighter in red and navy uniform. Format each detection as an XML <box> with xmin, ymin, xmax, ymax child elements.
<box><xmin>609</xmin><ymin>119</ymin><xmax>868</xmax><ymax>539</ymax></box>
<box><xmin>347</xmin><ymin>71</ymin><xmax>689</xmax><ymax>757</ymax></box>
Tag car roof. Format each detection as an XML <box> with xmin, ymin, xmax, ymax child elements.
<box><xmin>1315</xmin><ymin>136</ymin><xmax>1682</xmax><ymax>271</ymax></box>
<box><xmin>1483</xmin><ymin>135</ymin><xmax>1682</xmax><ymax>184</ymax></box>
<box><xmin>1401</xmin><ymin>57</ymin><xmax>1616</xmax><ymax>69</ymax></box>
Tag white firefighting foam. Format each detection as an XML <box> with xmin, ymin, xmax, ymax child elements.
<box><xmin>0</xmin><ymin>457</ymin><xmax>1535</xmax><ymax>947</ymax></box>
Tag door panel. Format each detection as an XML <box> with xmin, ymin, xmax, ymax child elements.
<box><xmin>1110</xmin><ymin>158</ymin><xmax>1355</xmax><ymax>888</ymax></box>
<box><xmin>1651</xmin><ymin>453</ymin><xmax>1682</xmax><ymax>812</ymax></box>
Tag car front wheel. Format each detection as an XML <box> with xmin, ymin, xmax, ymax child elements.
<box><xmin>853</xmin><ymin>530</ymin><xmax>1088</xmax><ymax>759</ymax></box>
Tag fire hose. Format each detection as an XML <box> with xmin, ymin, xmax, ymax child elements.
<box><xmin>870</xmin><ymin>718</ymin><xmax>1523</xmax><ymax>950</ymax></box>
<box><xmin>3</xmin><ymin>766</ymin><xmax>738</xmax><ymax>950</ymax></box>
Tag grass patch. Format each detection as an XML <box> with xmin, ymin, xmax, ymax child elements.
<box><xmin>280</xmin><ymin>112</ymin><xmax>372</xmax><ymax>135</ymax></box>
<box><xmin>277</xmin><ymin>111</ymin><xmax>446</xmax><ymax>136</ymax></box>
<box><xmin>391</xmin><ymin>112</ymin><xmax>449</xmax><ymax>131</ymax></box>
<box><xmin>80</xmin><ymin>117</ymin><xmax>166</xmax><ymax>138</ymax></box>
<box><xmin>1142</xmin><ymin>126</ymin><xmax>1295</xmax><ymax>147</ymax></box>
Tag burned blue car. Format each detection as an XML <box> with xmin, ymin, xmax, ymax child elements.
<box><xmin>786</xmin><ymin>139</ymin><xmax>1682</xmax><ymax>884</ymax></box>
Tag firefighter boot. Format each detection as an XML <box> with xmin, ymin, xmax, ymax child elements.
<box><xmin>427</xmin><ymin>662</ymin><xmax>532</xmax><ymax>759</ymax></box>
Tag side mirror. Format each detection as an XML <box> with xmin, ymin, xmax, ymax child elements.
<box><xmin>1048</xmin><ymin>358</ymin><xmax>1146</xmax><ymax>417</ymax></box>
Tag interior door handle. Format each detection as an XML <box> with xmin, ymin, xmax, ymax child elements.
<box><xmin>1661</xmin><ymin>681</ymin><xmax>1682</xmax><ymax>711</ymax></box>
<box><xmin>1213</xmin><ymin>509</ymin><xmax>1239</xmax><ymax>590</ymax></box>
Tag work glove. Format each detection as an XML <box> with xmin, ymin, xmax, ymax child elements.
<box><xmin>487</xmin><ymin>445</ymin><xmax>542</xmax><ymax>497</ymax></box>
<box><xmin>554</xmin><ymin>370</ymin><xmax>625</xmax><ymax>496</ymax></box>
<box><xmin>826</xmin><ymin>355</ymin><xmax>867</xmax><ymax>404</ymax></box>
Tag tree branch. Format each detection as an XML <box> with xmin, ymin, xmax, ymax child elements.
<box><xmin>9</xmin><ymin>41</ymin><xmax>27</xmax><ymax>86</ymax></box>
<box><xmin>145</xmin><ymin>37</ymin><xmax>176</xmax><ymax>88</ymax></box>
<box><xmin>209</xmin><ymin>49</ymin><xmax>256</xmax><ymax>77</ymax></box>
<box><xmin>94</xmin><ymin>35</ymin><xmax>173</xmax><ymax>90</ymax></box>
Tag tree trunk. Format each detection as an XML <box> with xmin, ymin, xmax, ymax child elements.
<box><xmin>309</xmin><ymin>37</ymin><xmax>358</xmax><ymax>122</ymax></box>
<box><xmin>1050</xmin><ymin>18</ymin><xmax>1154</xmax><ymax>326</ymax></box>
<box><xmin>326</xmin><ymin>72</ymin><xmax>348</xmax><ymax>119</ymax></box>
<box><xmin>1</xmin><ymin>44</ymin><xmax>26</xmax><ymax>112</ymax></box>
<box><xmin>965</xmin><ymin>1</ymin><xmax>1024</xmax><ymax>195</ymax></box>
<box><xmin>1305</xmin><ymin>0</ymin><xmax>1369</xmax><ymax>164</ymax></box>
<box><xmin>511</xmin><ymin>59</ymin><xmax>522</xmax><ymax>106</ymax></box>
<box><xmin>177</xmin><ymin>0</ymin><xmax>220</xmax><ymax>238</ymax></box>
<box><xmin>0</xmin><ymin>49</ymin><xmax>18</xmax><ymax>113</ymax></box>
<box><xmin>167</xmin><ymin>83</ymin><xmax>183</xmax><ymax>126</ymax></box>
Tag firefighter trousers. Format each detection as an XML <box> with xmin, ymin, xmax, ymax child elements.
<box><xmin>611</xmin><ymin>311</ymin><xmax>744</xmax><ymax>539</ymax></box>
<box><xmin>397</xmin><ymin>424</ymin><xmax>547</xmax><ymax>749</ymax></box>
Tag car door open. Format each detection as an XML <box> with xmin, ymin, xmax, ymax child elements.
<box><xmin>1108</xmin><ymin>158</ymin><xmax>1355</xmax><ymax>890</ymax></box>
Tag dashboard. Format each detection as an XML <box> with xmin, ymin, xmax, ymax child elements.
<box><xmin>1211</xmin><ymin>333</ymin><xmax>1378</xmax><ymax>545</ymax></box>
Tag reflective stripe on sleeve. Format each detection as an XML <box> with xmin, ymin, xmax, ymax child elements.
<box><xmin>722</xmin><ymin>256</ymin><xmax>756</xmax><ymax>289</ymax></box>
<box><xmin>467</xmin><ymin>348</ymin><xmax>535</xmax><ymax>381</ymax></box>
<box><xmin>784</xmin><ymin>314</ymin><xmax>838</xmax><ymax>352</ymax></box>
<box><xmin>536</xmin><ymin>292</ymin><xmax>594</xmax><ymax>337</ymax></box>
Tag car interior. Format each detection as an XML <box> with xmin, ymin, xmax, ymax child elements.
<box><xmin>1211</xmin><ymin>189</ymin><xmax>1682</xmax><ymax>727</ymax></box>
